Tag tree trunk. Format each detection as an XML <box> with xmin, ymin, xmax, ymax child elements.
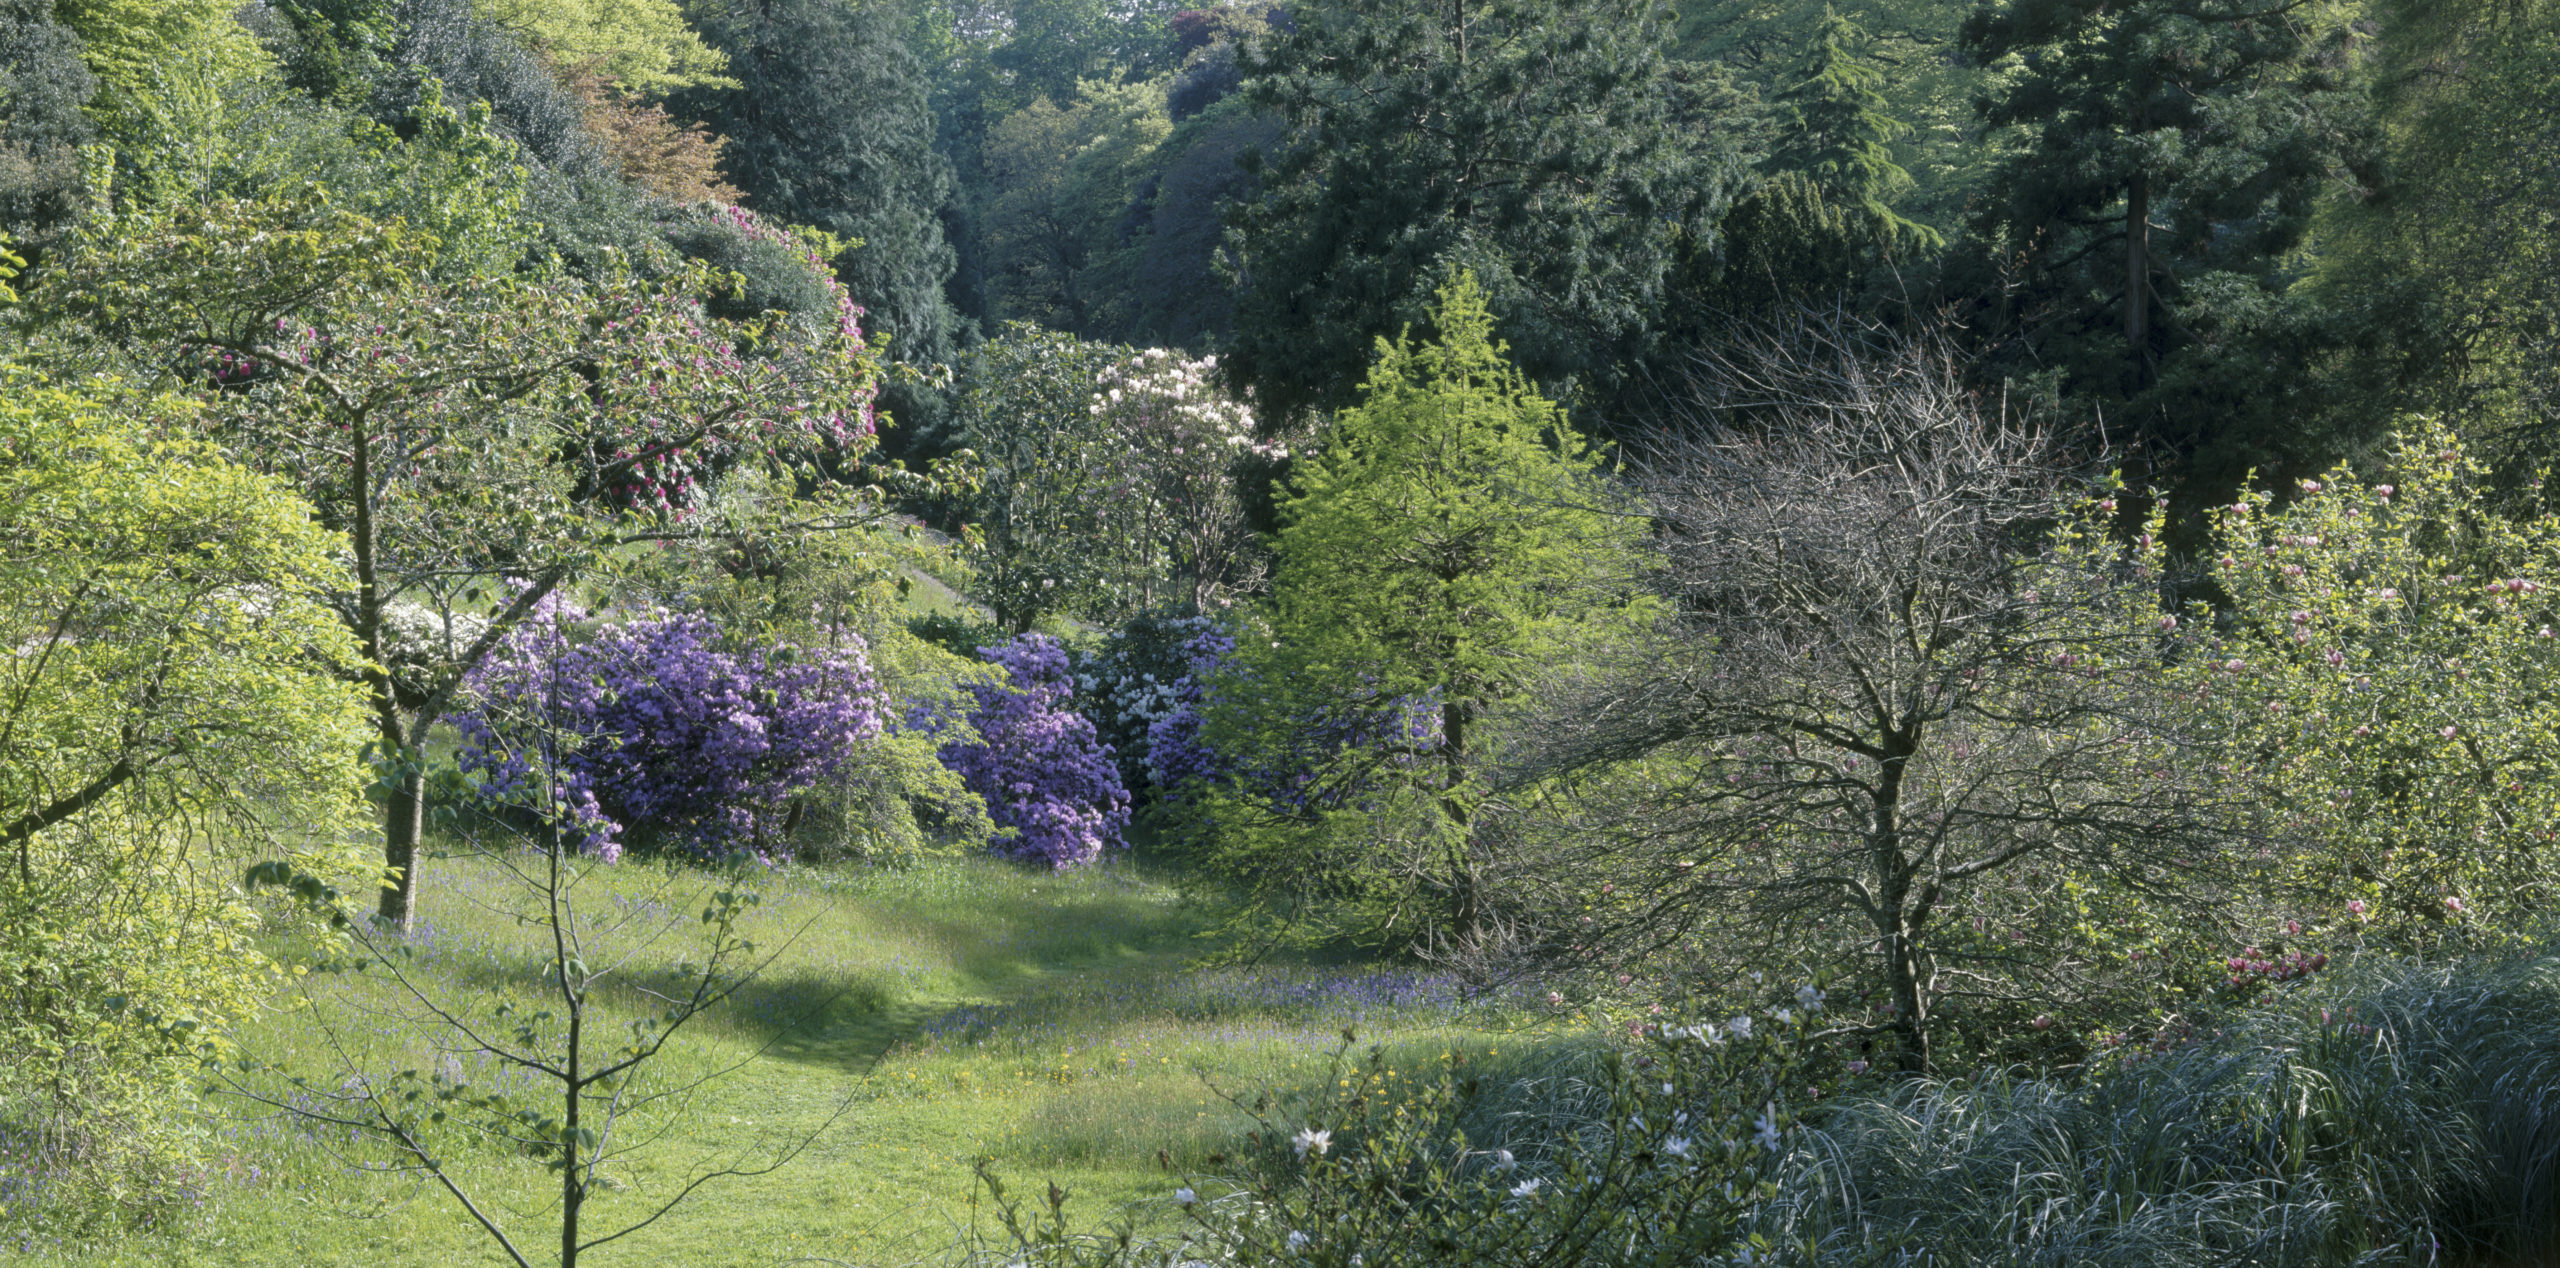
<box><xmin>1887</xmin><ymin>920</ymin><xmax>1931</xmax><ymax>1074</ymax></box>
<box><xmin>377</xmin><ymin>759</ymin><xmax>425</xmax><ymax>929</ymax></box>
<box><xmin>2124</xmin><ymin>175</ymin><xmax>2151</xmax><ymax>378</ymax></box>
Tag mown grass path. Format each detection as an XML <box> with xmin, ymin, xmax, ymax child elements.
<box><xmin>43</xmin><ymin>856</ymin><xmax>1531</xmax><ymax>1267</ymax></box>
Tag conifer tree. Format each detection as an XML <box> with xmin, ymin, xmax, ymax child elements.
<box><xmin>1184</xmin><ymin>275</ymin><xmax>1650</xmax><ymax>951</ymax></box>
<box><xmin>1767</xmin><ymin>8</ymin><xmax>1937</xmax><ymax>250</ymax></box>
<box><xmin>1958</xmin><ymin>0</ymin><xmax>2371</xmax><ymax>480</ymax></box>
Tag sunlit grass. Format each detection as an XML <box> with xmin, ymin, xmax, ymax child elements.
<box><xmin>29</xmin><ymin>852</ymin><xmax>1561</xmax><ymax>1267</ymax></box>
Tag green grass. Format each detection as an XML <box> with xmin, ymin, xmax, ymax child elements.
<box><xmin>31</xmin><ymin>851</ymin><xmax>1548</xmax><ymax>1268</ymax></box>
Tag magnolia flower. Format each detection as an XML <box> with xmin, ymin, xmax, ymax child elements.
<box><xmin>1293</xmin><ymin>1128</ymin><xmax>1332</xmax><ymax>1159</ymax></box>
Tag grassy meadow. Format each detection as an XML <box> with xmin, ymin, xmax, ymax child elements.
<box><xmin>22</xmin><ymin>849</ymin><xmax>1557</xmax><ymax>1268</ymax></box>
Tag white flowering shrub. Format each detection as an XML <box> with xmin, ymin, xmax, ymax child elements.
<box><xmin>970</xmin><ymin>1000</ymin><xmax>1808</xmax><ymax>1267</ymax></box>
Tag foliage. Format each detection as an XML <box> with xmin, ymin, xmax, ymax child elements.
<box><xmin>1956</xmin><ymin>0</ymin><xmax>2375</xmax><ymax>497</ymax></box>
<box><xmin>980</xmin><ymin>79</ymin><xmax>1169</xmax><ymax>335</ymax></box>
<box><xmin>0</xmin><ymin>0</ymin><xmax>97</xmax><ymax>250</ymax></box>
<box><xmin>559</xmin><ymin>61</ymin><xmax>738</xmax><ymax>204</ymax></box>
<box><xmin>1764</xmin><ymin>7</ymin><xmax>1936</xmax><ymax>250</ymax></box>
<box><xmin>2308</xmin><ymin>0</ymin><xmax>2560</xmax><ymax>481</ymax></box>
<box><xmin>951</xmin><ymin>323</ymin><xmax>1156</xmax><ymax>631</ymax></box>
<box><xmin>37</xmin><ymin>192</ymin><xmax>882</xmax><ymax>925</ymax></box>
<box><xmin>455</xmin><ymin>605</ymin><xmax>889</xmax><ymax>864</ymax></box>
<box><xmin>1762</xmin><ymin>951</ymin><xmax>2560</xmax><ymax>1266</ymax></box>
<box><xmin>1520</xmin><ymin>321</ymin><xmax>2245</xmax><ymax>1073</ymax></box>
<box><xmin>48</xmin><ymin>0</ymin><xmax>261</xmax><ymax>141</ymax></box>
<box><xmin>478</xmin><ymin>0</ymin><xmax>731</xmax><ymax>99</ymax></box>
<box><xmin>972</xmin><ymin>1007</ymin><xmax>1806</xmax><ymax>1268</ymax></box>
<box><xmin>2154</xmin><ymin>425</ymin><xmax>2560</xmax><ymax>952</ymax></box>
<box><xmin>927</xmin><ymin>633</ymin><xmax>1132</xmax><ymax>869</ymax></box>
<box><xmin>1227</xmin><ymin>0</ymin><xmax>1730</xmax><ymax>421</ymax></box>
<box><xmin>1181</xmin><ymin>276</ymin><xmax>1650</xmax><ymax>951</ymax></box>
<box><xmin>0</xmin><ymin>372</ymin><xmax>371</xmax><ymax>1234</ymax></box>
<box><xmin>681</xmin><ymin>0</ymin><xmax>960</xmax><ymax>369</ymax></box>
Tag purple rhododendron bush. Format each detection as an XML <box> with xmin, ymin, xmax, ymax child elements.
<box><xmin>455</xmin><ymin>603</ymin><xmax>887</xmax><ymax>863</ymax></box>
<box><xmin>922</xmin><ymin>633</ymin><xmax>1133</xmax><ymax>868</ymax></box>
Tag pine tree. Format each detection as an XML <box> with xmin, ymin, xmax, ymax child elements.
<box><xmin>1766</xmin><ymin>7</ymin><xmax>1937</xmax><ymax>250</ymax></box>
<box><xmin>1958</xmin><ymin>0</ymin><xmax>2372</xmax><ymax>482</ymax></box>
<box><xmin>1225</xmin><ymin>0</ymin><xmax>1730</xmax><ymax>424</ymax></box>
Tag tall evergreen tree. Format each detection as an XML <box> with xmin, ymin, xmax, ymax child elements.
<box><xmin>1225</xmin><ymin>0</ymin><xmax>1732</xmax><ymax>423</ymax></box>
<box><xmin>1767</xmin><ymin>7</ymin><xmax>1937</xmax><ymax>249</ymax></box>
<box><xmin>682</xmin><ymin>0</ymin><xmax>959</xmax><ymax>370</ymax></box>
<box><xmin>1957</xmin><ymin>0</ymin><xmax>2372</xmax><ymax>487</ymax></box>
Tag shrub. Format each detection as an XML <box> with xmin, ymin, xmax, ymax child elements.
<box><xmin>1074</xmin><ymin>611</ymin><xmax>1235</xmax><ymax>793</ymax></box>
<box><xmin>455</xmin><ymin>605</ymin><xmax>886</xmax><ymax>862</ymax></box>
<box><xmin>926</xmin><ymin>634</ymin><xmax>1131</xmax><ymax>869</ymax></box>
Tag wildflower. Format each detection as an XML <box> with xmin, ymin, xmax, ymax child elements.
<box><xmin>1174</xmin><ymin>1187</ymin><xmax>1197</xmax><ymax>1207</ymax></box>
<box><xmin>1754</xmin><ymin>1104</ymin><xmax>1783</xmax><ymax>1152</ymax></box>
<box><xmin>1509</xmin><ymin>1178</ymin><xmax>1542</xmax><ymax>1199</ymax></box>
<box><xmin>1293</xmin><ymin>1128</ymin><xmax>1332</xmax><ymax>1159</ymax></box>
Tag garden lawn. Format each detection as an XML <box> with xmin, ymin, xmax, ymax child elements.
<box><xmin>30</xmin><ymin>853</ymin><xmax>1546</xmax><ymax>1267</ymax></box>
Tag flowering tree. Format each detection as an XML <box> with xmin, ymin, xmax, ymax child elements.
<box><xmin>2156</xmin><ymin>425</ymin><xmax>2560</xmax><ymax>948</ymax></box>
<box><xmin>1091</xmin><ymin>349</ymin><xmax>1282</xmax><ymax>613</ymax></box>
<box><xmin>929</xmin><ymin>634</ymin><xmax>1131</xmax><ymax>869</ymax></box>
<box><xmin>43</xmin><ymin>194</ymin><xmax>883</xmax><ymax>925</ymax></box>
<box><xmin>952</xmin><ymin>325</ymin><xmax>1151</xmax><ymax>632</ymax></box>
<box><xmin>455</xmin><ymin>606</ymin><xmax>886</xmax><ymax>863</ymax></box>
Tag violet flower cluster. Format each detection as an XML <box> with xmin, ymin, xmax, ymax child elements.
<box><xmin>926</xmin><ymin>634</ymin><xmax>1131</xmax><ymax>868</ymax></box>
<box><xmin>455</xmin><ymin>604</ymin><xmax>884</xmax><ymax>862</ymax></box>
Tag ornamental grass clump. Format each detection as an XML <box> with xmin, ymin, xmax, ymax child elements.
<box><xmin>1761</xmin><ymin>951</ymin><xmax>2560</xmax><ymax>1266</ymax></box>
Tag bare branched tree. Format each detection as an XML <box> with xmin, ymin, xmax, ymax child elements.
<box><xmin>1511</xmin><ymin>316</ymin><xmax>2249</xmax><ymax>1073</ymax></box>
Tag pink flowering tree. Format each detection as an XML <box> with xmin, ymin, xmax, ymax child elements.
<box><xmin>2149</xmin><ymin>423</ymin><xmax>2560</xmax><ymax>949</ymax></box>
<box><xmin>1091</xmin><ymin>348</ymin><xmax>1284</xmax><ymax>612</ymax></box>
<box><xmin>43</xmin><ymin>194</ymin><xmax>884</xmax><ymax>926</ymax></box>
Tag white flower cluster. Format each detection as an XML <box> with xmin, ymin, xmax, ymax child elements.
<box><xmin>378</xmin><ymin>601</ymin><xmax>492</xmax><ymax>667</ymax></box>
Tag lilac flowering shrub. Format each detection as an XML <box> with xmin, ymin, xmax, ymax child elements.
<box><xmin>926</xmin><ymin>634</ymin><xmax>1131</xmax><ymax>868</ymax></box>
<box><xmin>1073</xmin><ymin>612</ymin><xmax>1236</xmax><ymax>792</ymax></box>
<box><xmin>454</xmin><ymin>605</ymin><xmax>885</xmax><ymax>862</ymax></box>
